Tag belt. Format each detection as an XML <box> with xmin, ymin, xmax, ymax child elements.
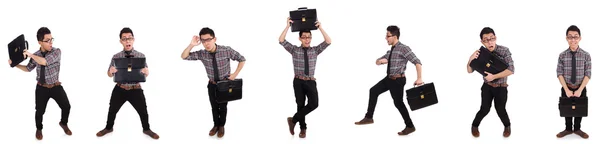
<box><xmin>567</xmin><ymin>83</ymin><xmax>580</xmax><ymax>89</ymax></box>
<box><xmin>37</xmin><ymin>82</ymin><xmax>61</xmax><ymax>88</ymax></box>
<box><xmin>486</xmin><ymin>82</ymin><xmax>508</xmax><ymax>88</ymax></box>
<box><xmin>295</xmin><ymin>76</ymin><xmax>316</xmax><ymax>81</ymax></box>
<box><xmin>117</xmin><ymin>84</ymin><xmax>141</xmax><ymax>90</ymax></box>
<box><xmin>388</xmin><ymin>74</ymin><xmax>405</xmax><ymax>80</ymax></box>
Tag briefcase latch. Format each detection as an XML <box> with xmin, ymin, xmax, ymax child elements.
<box><xmin>302</xmin><ymin>17</ymin><xmax>306</xmax><ymax>22</ymax></box>
<box><xmin>15</xmin><ymin>47</ymin><xmax>18</xmax><ymax>52</ymax></box>
<box><xmin>420</xmin><ymin>94</ymin><xmax>424</xmax><ymax>99</ymax></box>
<box><xmin>229</xmin><ymin>88</ymin><xmax>232</xmax><ymax>93</ymax></box>
<box><xmin>486</xmin><ymin>63</ymin><xmax>491</xmax><ymax>67</ymax></box>
<box><xmin>572</xmin><ymin>105</ymin><xmax>576</xmax><ymax>110</ymax></box>
<box><xmin>127</xmin><ymin>64</ymin><xmax>132</xmax><ymax>72</ymax></box>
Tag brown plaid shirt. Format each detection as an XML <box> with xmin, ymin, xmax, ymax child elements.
<box><xmin>279</xmin><ymin>39</ymin><xmax>331</xmax><ymax>78</ymax></box>
<box><xmin>483</xmin><ymin>45</ymin><xmax>515</xmax><ymax>84</ymax></box>
<box><xmin>184</xmin><ymin>44</ymin><xmax>246</xmax><ymax>81</ymax></box>
<box><xmin>26</xmin><ymin>47</ymin><xmax>61</xmax><ymax>84</ymax></box>
<box><xmin>108</xmin><ymin>49</ymin><xmax>148</xmax><ymax>87</ymax></box>
<box><xmin>557</xmin><ymin>47</ymin><xmax>592</xmax><ymax>85</ymax></box>
<box><xmin>377</xmin><ymin>42</ymin><xmax>421</xmax><ymax>76</ymax></box>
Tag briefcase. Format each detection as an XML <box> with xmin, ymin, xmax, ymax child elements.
<box><xmin>405</xmin><ymin>82</ymin><xmax>438</xmax><ymax>111</ymax></box>
<box><xmin>289</xmin><ymin>7</ymin><xmax>318</xmax><ymax>32</ymax></box>
<box><xmin>7</xmin><ymin>34</ymin><xmax>29</xmax><ymax>67</ymax></box>
<box><xmin>559</xmin><ymin>96</ymin><xmax>588</xmax><ymax>117</ymax></box>
<box><xmin>113</xmin><ymin>58</ymin><xmax>146</xmax><ymax>83</ymax></box>
<box><xmin>469</xmin><ymin>46</ymin><xmax>508</xmax><ymax>76</ymax></box>
<box><xmin>216</xmin><ymin>79</ymin><xmax>243</xmax><ymax>103</ymax></box>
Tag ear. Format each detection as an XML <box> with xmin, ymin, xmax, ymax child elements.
<box><xmin>38</xmin><ymin>41</ymin><xmax>43</xmax><ymax>45</ymax></box>
<box><xmin>213</xmin><ymin>37</ymin><xmax>217</xmax><ymax>42</ymax></box>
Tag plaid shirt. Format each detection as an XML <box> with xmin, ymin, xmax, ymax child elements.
<box><xmin>185</xmin><ymin>44</ymin><xmax>246</xmax><ymax>81</ymax></box>
<box><xmin>26</xmin><ymin>47</ymin><xmax>61</xmax><ymax>84</ymax></box>
<box><xmin>483</xmin><ymin>45</ymin><xmax>515</xmax><ymax>84</ymax></box>
<box><xmin>279</xmin><ymin>39</ymin><xmax>331</xmax><ymax>78</ymax></box>
<box><xmin>557</xmin><ymin>47</ymin><xmax>592</xmax><ymax>85</ymax></box>
<box><xmin>377</xmin><ymin>42</ymin><xmax>421</xmax><ymax>76</ymax></box>
<box><xmin>108</xmin><ymin>49</ymin><xmax>148</xmax><ymax>87</ymax></box>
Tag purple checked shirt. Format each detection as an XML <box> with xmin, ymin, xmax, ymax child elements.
<box><xmin>26</xmin><ymin>47</ymin><xmax>62</xmax><ymax>84</ymax></box>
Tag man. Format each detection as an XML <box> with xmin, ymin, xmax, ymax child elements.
<box><xmin>555</xmin><ymin>25</ymin><xmax>591</xmax><ymax>139</ymax></box>
<box><xmin>181</xmin><ymin>27</ymin><xmax>246</xmax><ymax>138</ymax></box>
<box><xmin>279</xmin><ymin>17</ymin><xmax>331</xmax><ymax>138</ymax></box>
<box><xmin>8</xmin><ymin>27</ymin><xmax>72</xmax><ymax>140</ymax></box>
<box><xmin>467</xmin><ymin>27</ymin><xmax>514</xmax><ymax>138</ymax></box>
<box><xmin>354</xmin><ymin>25</ymin><xmax>423</xmax><ymax>136</ymax></box>
<box><xmin>96</xmin><ymin>27</ymin><xmax>159</xmax><ymax>139</ymax></box>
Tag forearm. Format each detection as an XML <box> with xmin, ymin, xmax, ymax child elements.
<box><xmin>319</xmin><ymin>27</ymin><xmax>331</xmax><ymax>44</ymax></box>
<box><xmin>279</xmin><ymin>26</ymin><xmax>290</xmax><ymax>43</ymax></box>
<box><xmin>578</xmin><ymin>76</ymin><xmax>590</xmax><ymax>91</ymax></box>
<box><xmin>467</xmin><ymin>59</ymin><xmax>474</xmax><ymax>73</ymax></box>
<box><xmin>558</xmin><ymin>75</ymin><xmax>569</xmax><ymax>91</ymax></box>
<box><xmin>232</xmin><ymin>61</ymin><xmax>245</xmax><ymax>75</ymax></box>
<box><xmin>494</xmin><ymin>69</ymin><xmax>513</xmax><ymax>79</ymax></box>
<box><xmin>30</xmin><ymin>55</ymin><xmax>47</xmax><ymax>66</ymax></box>
<box><xmin>181</xmin><ymin>45</ymin><xmax>194</xmax><ymax>59</ymax></box>
<box><xmin>16</xmin><ymin>65</ymin><xmax>29</xmax><ymax>72</ymax></box>
<box><xmin>415</xmin><ymin>64</ymin><xmax>422</xmax><ymax>79</ymax></box>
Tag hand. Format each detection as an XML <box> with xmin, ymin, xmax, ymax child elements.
<box><xmin>470</xmin><ymin>50</ymin><xmax>480</xmax><ymax>61</ymax></box>
<box><xmin>109</xmin><ymin>66</ymin><xmax>118</xmax><ymax>74</ymax></box>
<box><xmin>190</xmin><ymin>35</ymin><xmax>201</xmax><ymax>46</ymax></box>
<box><xmin>376</xmin><ymin>59</ymin><xmax>388</xmax><ymax>65</ymax></box>
<box><xmin>414</xmin><ymin>78</ymin><xmax>424</xmax><ymax>86</ymax></box>
<box><xmin>573</xmin><ymin>89</ymin><xmax>582</xmax><ymax>97</ymax></box>
<box><xmin>228</xmin><ymin>73</ymin><xmax>238</xmax><ymax>80</ymax></box>
<box><xmin>23</xmin><ymin>49</ymin><xmax>31</xmax><ymax>58</ymax></box>
<box><xmin>564</xmin><ymin>89</ymin><xmax>574</xmax><ymax>97</ymax></box>
<box><xmin>8</xmin><ymin>59</ymin><xmax>12</xmax><ymax>65</ymax></box>
<box><xmin>287</xmin><ymin>17</ymin><xmax>293</xmax><ymax>26</ymax></box>
<box><xmin>484</xmin><ymin>71</ymin><xmax>496</xmax><ymax>81</ymax></box>
<box><xmin>141</xmin><ymin>68</ymin><xmax>149</xmax><ymax>77</ymax></box>
<box><xmin>315</xmin><ymin>21</ymin><xmax>321</xmax><ymax>28</ymax></box>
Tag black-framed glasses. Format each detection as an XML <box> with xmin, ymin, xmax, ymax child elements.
<box><xmin>567</xmin><ymin>36</ymin><xmax>580</xmax><ymax>40</ymax></box>
<box><xmin>200</xmin><ymin>37</ymin><xmax>214</xmax><ymax>43</ymax></box>
<box><xmin>482</xmin><ymin>37</ymin><xmax>496</xmax><ymax>43</ymax></box>
<box><xmin>42</xmin><ymin>38</ymin><xmax>54</xmax><ymax>43</ymax></box>
<box><xmin>121</xmin><ymin>37</ymin><xmax>135</xmax><ymax>41</ymax></box>
<box><xmin>300</xmin><ymin>37</ymin><xmax>312</xmax><ymax>39</ymax></box>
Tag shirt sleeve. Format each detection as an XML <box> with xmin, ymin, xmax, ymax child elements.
<box><xmin>45</xmin><ymin>48</ymin><xmax>61</xmax><ymax>65</ymax></box>
<box><xmin>314</xmin><ymin>41</ymin><xmax>331</xmax><ymax>55</ymax></box>
<box><xmin>279</xmin><ymin>39</ymin><xmax>295</xmax><ymax>54</ymax></box>
<box><xmin>399</xmin><ymin>46</ymin><xmax>422</xmax><ymax>65</ymax></box>
<box><xmin>502</xmin><ymin>48</ymin><xmax>515</xmax><ymax>73</ymax></box>
<box><xmin>556</xmin><ymin>53</ymin><xmax>564</xmax><ymax>77</ymax></box>
<box><xmin>26</xmin><ymin>59</ymin><xmax>36</xmax><ymax>72</ymax></box>
<box><xmin>585</xmin><ymin>52</ymin><xmax>592</xmax><ymax>78</ymax></box>
<box><xmin>228</xmin><ymin>47</ymin><xmax>246</xmax><ymax>62</ymax></box>
<box><xmin>185</xmin><ymin>50</ymin><xmax>202</xmax><ymax>60</ymax></box>
<box><xmin>378</xmin><ymin>50</ymin><xmax>391</xmax><ymax>61</ymax></box>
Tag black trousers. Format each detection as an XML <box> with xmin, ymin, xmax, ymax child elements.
<box><xmin>472</xmin><ymin>83</ymin><xmax>511</xmax><ymax>127</ymax></box>
<box><xmin>292</xmin><ymin>78</ymin><xmax>319</xmax><ymax>129</ymax></box>
<box><xmin>364</xmin><ymin>77</ymin><xmax>414</xmax><ymax>128</ymax></box>
<box><xmin>104</xmin><ymin>85</ymin><xmax>151</xmax><ymax>131</ymax></box>
<box><xmin>35</xmin><ymin>85</ymin><xmax>71</xmax><ymax>130</ymax></box>
<box><xmin>208</xmin><ymin>82</ymin><xmax>228</xmax><ymax>127</ymax></box>
<box><xmin>561</xmin><ymin>87</ymin><xmax>587</xmax><ymax>131</ymax></box>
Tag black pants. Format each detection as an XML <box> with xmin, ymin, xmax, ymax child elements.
<box><xmin>364</xmin><ymin>77</ymin><xmax>414</xmax><ymax>128</ymax></box>
<box><xmin>472</xmin><ymin>83</ymin><xmax>511</xmax><ymax>127</ymax></box>
<box><xmin>561</xmin><ymin>87</ymin><xmax>587</xmax><ymax>131</ymax></box>
<box><xmin>208</xmin><ymin>82</ymin><xmax>228</xmax><ymax>127</ymax></box>
<box><xmin>104</xmin><ymin>85</ymin><xmax>151</xmax><ymax>131</ymax></box>
<box><xmin>35</xmin><ymin>85</ymin><xmax>71</xmax><ymax>130</ymax></box>
<box><xmin>292</xmin><ymin>78</ymin><xmax>319</xmax><ymax>129</ymax></box>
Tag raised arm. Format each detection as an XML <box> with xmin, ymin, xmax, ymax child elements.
<box><xmin>182</xmin><ymin>36</ymin><xmax>202</xmax><ymax>60</ymax></box>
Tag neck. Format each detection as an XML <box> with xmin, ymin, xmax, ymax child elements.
<box><xmin>208</xmin><ymin>44</ymin><xmax>217</xmax><ymax>53</ymax></box>
<box><xmin>569</xmin><ymin>46</ymin><xmax>579</xmax><ymax>51</ymax></box>
<box><xmin>391</xmin><ymin>40</ymin><xmax>399</xmax><ymax>46</ymax></box>
<box><xmin>40</xmin><ymin>47</ymin><xmax>48</xmax><ymax>52</ymax></box>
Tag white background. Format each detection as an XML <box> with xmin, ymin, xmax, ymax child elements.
<box><xmin>0</xmin><ymin>0</ymin><xmax>599</xmax><ymax>143</ymax></box>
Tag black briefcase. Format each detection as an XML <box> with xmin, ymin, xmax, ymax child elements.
<box><xmin>289</xmin><ymin>7</ymin><xmax>318</xmax><ymax>32</ymax></box>
<box><xmin>405</xmin><ymin>82</ymin><xmax>438</xmax><ymax>111</ymax></box>
<box><xmin>469</xmin><ymin>46</ymin><xmax>508</xmax><ymax>76</ymax></box>
<box><xmin>216</xmin><ymin>79</ymin><xmax>243</xmax><ymax>103</ymax></box>
<box><xmin>559</xmin><ymin>97</ymin><xmax>588</xmax><ymax>117</ymax></box>
<box><xmin>113</xmin><ymin>58</ymin><xmax>146</xmax><ymax>83</ymax></box>
<box><xmin>7</xmin><ymin>34</ymin><xmax>29</xmax><ymax>67</ymax></box>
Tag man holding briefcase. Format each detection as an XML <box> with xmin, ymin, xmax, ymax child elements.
<box><xmin>555</xmin><ymin>25</ymin><xmax>591</xmax><ymax>139</ymax></box>
<box><xmin>354</xmin><ymin>25</ymin><xmax>424</xmax><ymax>136</ymax></box>
<box><xmin>181</xmin><ymin>27</ymin><xmax>246</xmax><ymax>138</ymax></box>
<box><xmin>467</xmin><ymin>27</ymin><xmax>514</xmax><ymax>138</ymax></box>
<box><xmin>8</xmin><ymin>27</ymin><xmax>72</xmax><ymax>140</ymax></box>
<box><xmin>96</xmin><ymin>27</ymin><xmax>160</xmax><ymax>139</ymax></box>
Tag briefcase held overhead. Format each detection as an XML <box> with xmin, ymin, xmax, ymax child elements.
<box><xmin>289</xmin><ymin>7</ymin><xmax>318</xmax><ymax>32</ymax></box>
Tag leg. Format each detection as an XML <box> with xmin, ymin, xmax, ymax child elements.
<box><xmin>50</xmin><ymin>86</ymin><xmax>72</xmax><ymax>135</ymax></box>
<box><xmin>294</xmin><ymin>80</ymin><xmax>319</xmax><ymax>130</ymax></box>
<box><xmin>105</xmin><ymin>86</ymin><xmax>127</xmax><ymax>130</ymax></box>
<box><xmin>355</xmin><ymin>77</ymin><xmax>387</xmax><ymax>125</ymax></box>
<box><xmin>217</xmin><ymin>100</ymin><xmax>228</xmax><ymax>138</ymax></box>
<box><xmin>207</xmin><ymin>83</ymin><xmax>220</xmax><ymax>136</ymax></box>
<box><xmin>388</xmin><ymin>78</ymin><xmax>413</xmax><ymax>128</ymax></box>
<box><xmin>288</xmin><ymin>78</ymin><xmax>306</xmax><ymax>135</ymax></box>
<box><xmin>127</xmin><ymin>89</ymin><xmax>150</xmax><ymax>131</ymax></box>
<box><xmin>557</xmin><ymin>87</ymin><xmax>575</xmax><ymax>138</ymax></box>
<box><xmin>471</xmin><ymin>84</ymin><xmax>494</xmax><ymax>127</ymax></box>
<box><xmin>34</xmin><ymin>86</ymin><xmax>51</xmax><ymax>140</ymax></box>
<box><xmin>573</xmin><ymin>87</ymin><xmax>589</xmax><ymax>138</ymax></box>
<box><xmin>493</xmin><ymin>87</ymin><xmax>511</xmax><ymax>127</ymax></box>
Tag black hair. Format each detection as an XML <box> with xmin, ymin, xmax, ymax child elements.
<box><xmin>299</xmin><ymin>30</ymin><xmax>311</xmax><ymax>37</ymax></box>
<box><xmin>566</xmin><ymin>25</ymin><xmax>580</xmax><ymax>36</ymax></box>
<box><xmin>479</xmin><ymin>27</ymin><xmax>495</xmax><ymax>39</ymax></box>
<box><xmin>199</xmin><ymin>27</ymin><xmax>215</xmax><ymax>37</ymax></box>
<box><xmin>120</xmin><ymin>27</ymin><xmax>134</xmax><ymax>38</ymax></box>
<box><xmin>36</xmin><ymin>27</ymin><xmax>51</xmax><ymax>41</ymax></box>
<box><xmin>386</xmin><ymin>25</ymin><xmax>400</xmax><ymax>39</ymax></box>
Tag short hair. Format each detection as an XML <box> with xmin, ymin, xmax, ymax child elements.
<box><xmin>199</xmin><ymin>27</ymin><xmax>215</xmax><ymax>37</ymax></box>
<box><xmin>120</xmin><ymin>27</ymin><xmax>134</xmax><ymax>38</ymax></box>
<box><xmin>479</xmin><ymin>27</ymin><xmax>495</xmax><ymax>39</ymax></box>
<box><xmin>299</xmin><ymin>30</ymin><xmax>311</xmax><ymax>37</ymax></box>
<box><xmin>386</xmin><ymin>25</ymin><xmax>400</xmax><ymax>39</ymax></box>
<box><xmin>36</xmin><ymin>27</ymin><xmax>51</xmax><ymax>41</ymax></box>
<box><xmin>566</xmin><ymin>25</ymin><xmax>580</xmax><ymax>36</ymax></box>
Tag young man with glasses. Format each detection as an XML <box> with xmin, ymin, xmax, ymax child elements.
<box><xmin>279</xmin><ymin>17</ymin><xmax>331</xmax><ymax>138</ymax></box>
<box><xmin>96</xmin><ymin>27</ymin><xmax>160</xmax><ymax>139</ymax></box>
<box><xmin>9</xmin><ymin>27</ymin><xmax>72</xmax><ymax>140</ymax></box>
<box><xmin>354</xmin><ymin>25</ymin><xmax>424</xmax><ymax>136</ymax></box>
<box><xmin>181</xmin><ymin>27</ymin><xmax>246</xmax><ymax>138</ymax></box>
<box><xmin>555</xmin><ymin>25</ymin><xmax>591</xmax><ymax>139</ymax></box>
<box><xmin>467</xmin><ymin>27</ymin><xmax>514</xmax><ymax>138</ymax></box>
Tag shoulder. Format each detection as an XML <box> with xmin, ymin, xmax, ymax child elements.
<box><xmin>112</xmin><ymin>51</ymin><xmax>123</xmax><ymax>58</ymax></box>
<box><xmin>579</xmin><ymin>48</ymin><xmax>591</xmax><ymax>56</ymax></box>
<box><xmin>133</xmin><ymin>50</ymin><xmax>146</xmax><ymax>57</ymax></box>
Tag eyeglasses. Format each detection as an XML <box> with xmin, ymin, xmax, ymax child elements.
<box><xmin>42</xmin><ymin>38</ymin><xmax>54</xmax><ymax>43</ymax></box>
<box><xmin>386</xmin><ymin>35</ymin><xmax>395</xmax><ymax>38</ymax></box>
<box><xmin>121</xmin><ymin>37</ymin><xmax>135</xmax><ymax>42</ymax></box>
<box><xmin>200</xmin><ymin>37</ymin><xmax>214</xmax><ymax>43</ymax></box>
<box><xmin>482</xmin><ymin>37</ymin><xmax>496</xmax><ymax>43</ymax></box>
<box><xmin>567</xmin><ymin>36</ymin><xmax>580</xmax><ymax>40</ymax></box>
<box><xmin>300</xmin><ymin>37</ymin><xmax>311</xmax><ymax>39</ymax></box>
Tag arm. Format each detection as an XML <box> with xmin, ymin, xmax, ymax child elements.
<box><xmin>492</xmin><ymin>49</ymin><xmax>514</xmax><ymax>79</ymax></box>
<box><xmin>107</xmin><ymin>59</ymin><xmax>115</xmax><ymax>77</ymax></box>
<box><xmin>376</xmin><ymin>50</ymin><xmax>391</xmax><ymax>65</ymax></box>
<box><xmin>181</xmin><ymin>44</ymin><xmax>196</xmax><ymax>59</ymax></box>
<box><xmin>399</xmin><ymin>46</ymin><xmax>423</xmax><ymax>80</ymax></box>
<box><xmin>467</xmin><ymin>58</ymin><xmax>474</xmax><ymax>73</ymax></box>
<box><xmin>578</xmin><ymin>53</ymin><xmax>592</xmax><ymax>91</ymax></box>
<box><xmin>229</xmin><ymin>47</ymin><xmax>246</xmax><ymax>76</ymax></box>
<box><xmin>556</xmin><ymin>54</ymin><xmax>569</xmax><ymax>91</ymax></box>
<box><xmin>318</xmin><ymin>23</ymin><xmax>332</xmax><ymax>44</ymax></box>
<box><xmin>278</xmin><ymin>18</ymin><xmax>295</xmax><ymax>54</ymax></box>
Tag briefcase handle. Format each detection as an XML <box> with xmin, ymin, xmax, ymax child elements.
<box><xmin>24</xmin><ymin>41</ymin><xmax>29</xmax><ymax>59</ymax></box>
<box><xmin>413</xmin><ymin>82</ymin><xmax>425</xmax><ymax>87</ymax></box>
<box><xmin>298</xmin><ymin>7</ymin><xmax>307</xmax><ymax>10</ymax></box>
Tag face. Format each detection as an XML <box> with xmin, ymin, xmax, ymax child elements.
<box><xmin>566</xmin><ymin>31</ymin><xmax>581</xmax><ymax>48</ymax></box>
<box><xmin>385</xmin><ymin>31</ymin><xmax>397</xmax><ymax>45</ymax></box>
<box><xmin>299</xmin><ymin>32</ymin><xmax>312</xmax><ymax>47</ymax></box>
<box><xmin>38</xmin><ymin>34</ymin><xmax>54</xmax><ymax>51</ymax></box>
<box><xmin>200</xmin><ymin>34</ymin><xmax>216</xmax><ymax>51</ymax></box>
<box><xmin>120</xmin><ymin>33</ymin><xmax>135</xmax><ymax>51</ymax></box>
<box><xmin>480</xmin><ymin>33</ymin><xmax>496</xmax><ymax>50</ymax></box>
